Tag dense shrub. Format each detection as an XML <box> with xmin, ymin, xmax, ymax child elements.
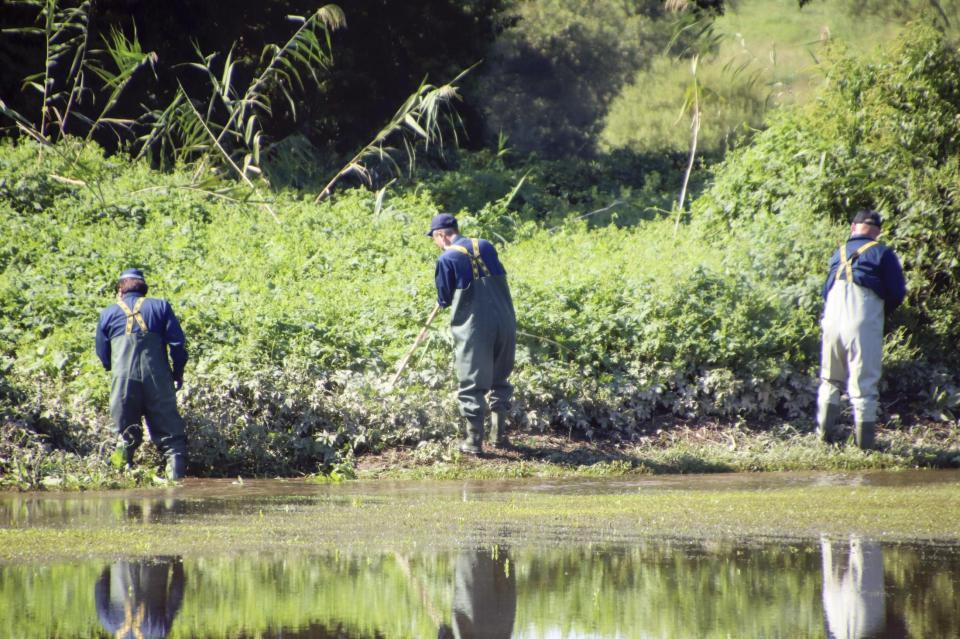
<box><xmin>0</xmin><ymin>137</ymin><xmax>811</xmax><ymax>477</ymax></box>
<box><xmin>693</xmin><ymin>25</ymin><xmax>960</xmax><ymax>369</ymax></box>
<box><xmin>420</xmin><ymin>147</ymin><xmax>706</xmax><ymax>231</ymax></box>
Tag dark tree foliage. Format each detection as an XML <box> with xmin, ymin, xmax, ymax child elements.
<box><xmin>468</xmin><ymin>0</ymin><xmax>728</xmax><ymax>159</ymax></box>
<box><xmin>0</xmin><ymin>0</ymin><xmax>503</xmax><ymax>158</ymax></box>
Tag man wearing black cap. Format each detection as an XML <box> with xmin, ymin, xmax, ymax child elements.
<box><xmin>428</xmin><ymin>213</ymin><xmax>516</xmax><ymax>455</ymax></box>
<box><xmin>95</xmin><ymin>268</ymin><xmax>189</xmax><ymax>479</ymax></box>
<box><xmin>817</xmin><ymin>211</ymin><xmax>906</xmax><ymax>449</ymax></box>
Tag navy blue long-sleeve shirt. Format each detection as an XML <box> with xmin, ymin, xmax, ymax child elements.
<box><xmin>95</xmin><ymin>292</ymin><xmax>188</xmax><ymax>377</ymax></box>
<box><xmin>434</xmin><ymin>236</ymin><xmax>507</xmax><ymax>308</ymax></box>
<box><xmin>822</xmin><ymin>235</ymin><xmax>906</xmax><ymax>310</ymax></box>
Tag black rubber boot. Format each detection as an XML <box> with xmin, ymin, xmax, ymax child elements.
<box><xmin>489</xmin><ymin>411</ymin><xmax>510</xmax><ymax>449</ymax></box>
<box><xmin>459</xmin><ymin>418</ymin><xmax>484</xmax><ymax>456</ymax></box>
<box><xmin>122</xmin><ymin>444</ymin><xmax>136</xmax><ymax>468</ymax></box>
<box><xmin>855</xmin><ymin>421</ymin><xmax>876</xmax><ymax>450</ymax></box>
<box><xmin>119</xmin><ymin>424</ymin><xmax>142</xmax><ymax>469</ymax></box>
<box><xmin>816</xmin><ymin>402</ymin><xmax>842</xmax><ymax>443</ymax></box>
<box><xmin>167</xmin><ymin>454</ymin><xmax>187</xmax><ymax>480</ymax></box>
<box><xmin>113</xmin><ymin>440</ymin><xmax>136</xmax><ymax>469</ymax></box>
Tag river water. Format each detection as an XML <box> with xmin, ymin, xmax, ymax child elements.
<box><xmin>2</xmin><ymin>471</ymin><xmax>959</xmax><ymax>638</ymax></box>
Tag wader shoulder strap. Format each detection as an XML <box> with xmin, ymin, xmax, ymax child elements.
<box><xmin>117</xmin><ymin>297</ymin><xmax>148</xmax><ymax>334</ymax></box>
<box><xmin>836</xmin><ymin>241</ymin><xmax>879</xmax><ymax>283</ymax></box>
<box><xmin>446</xmin><ymin>238</ymin><xmax>493</xmax><ymax>280</ymax></box>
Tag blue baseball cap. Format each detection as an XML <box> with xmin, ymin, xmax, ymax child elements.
<box><xmin>118</xmin><ymin>268</ymin><xmax>146</xmax><ymax>281</ymax></box>
<box><xmin>426</xmin><ymin>213</ymin><xmax>457</xmax><ymax>237</ymax></box>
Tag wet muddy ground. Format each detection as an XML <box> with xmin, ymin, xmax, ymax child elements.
<box><xmin>3</xmin><ymin>469</ymin><xmax>960</xmax><ymax>563</ymax></box>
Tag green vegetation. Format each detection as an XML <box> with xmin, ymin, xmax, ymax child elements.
<box><xmin>601</xmin><ymin>0</ymin><xmax>902</xmax><ymax>154</ymax></box>
<box><xmin>1</xmin><ymin>137</ymin><xmax>809</xmax><ymax>483</ymax></box>
<box><xmin>472</xmin><ymin>0</ymin><xmax>703</xmax><ymax>156</ymax></box>
<box><xmin>695</xmin><ymin>24</ymin><xmax>960</xmax><ymax>365</ymax></box>
<box><xmin>2</xmin><ymin>4</ymin><xmax>960</xmax><ymax>485</ymax></box>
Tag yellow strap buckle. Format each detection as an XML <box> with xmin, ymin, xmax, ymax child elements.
<box><xmin>472</xmin><ymin>238</ymin><xmax>492</xmax><ymax>278</ymax></box>
<box><xmin>446</xmin><ymin>239</ymin><xmax>491</xmax><ymax>280</ymax></box>
<box><xmin>117</xmin><ymin>297</ymin><xmax>148</xmax><ymax>334</ymax></box>
<box><xmin>836</xmin><ymin>240</ymin><xmax>879</xmax><ymax>283</ymax></box>
<box><xmin>116</xmin><ymin>598</ymin><xmax>146</xmax><ymax>639</ymax></box>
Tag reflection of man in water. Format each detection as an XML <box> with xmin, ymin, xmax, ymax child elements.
<box><xmin>95</xmin><ymin>557</ymin><xmax>185</xmax><ymax>639</ymax></box>
<box><xmin>121</xmin><ymin>497</ymin><xmax>186</xmax><ymax>524</ymax></box>
<box><xmin>820</xmin><ymin>536</ymin><xmax>908</xmax><ymax>639</ymax></box>
<box><xmin>438</xmin><ymin>548</ymin><xmax>517</xmax><ymax>639</ymax></box>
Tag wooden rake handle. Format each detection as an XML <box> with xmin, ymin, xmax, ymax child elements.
<box><xmin>388</xmin><ymin>304</ymin><xmax>442</xmax><ymax>388</ymax></box>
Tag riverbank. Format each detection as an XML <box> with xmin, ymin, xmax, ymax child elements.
<box><xmin>354</xmin><ymin>418</ymin><xmax>960</xmax><ymax>481</ymax></box>
<box><xmin>3</xmin><ymin>417</ymin><xmax>958</xmax><ymax>491</ymax></box>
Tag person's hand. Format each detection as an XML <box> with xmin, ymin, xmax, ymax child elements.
<box><xmin>174</xmin><ymin>376</ymin><xmax>183</xmax><ymax>392</ymax></box>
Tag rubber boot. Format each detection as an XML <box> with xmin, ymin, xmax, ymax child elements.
<box><xmin>489</xmin><ymin>411</ymin><xmax>510</xmax><ymax>449</ymax></box>
<box><xmin>855</xmin><ymin>421</ymin><xmax>876</xmax><ymax>451</ymax></box>
<box><xmin>167</xmin><ymin>454</ymin><xmax>187</xmax><ymax>480</ymax></box>
<box><xmin>118</xmin><ymin>424</ymin><xmax>142</xmax><ymax>469</ymax></box>
<box><xmin>113</xmin><ymin>440</ymin><xmax>136</xmax><ymax>469</ymax></box>
<box><xmin>816</xmin><ymin>402</ymin><xmax>842</xmax><ymax>443</ymax></box>
<box><xmin>460</xmin><ymin>418</ymin><xmax>484</xmax><ymax>456</ymax></box>
<box><xmin>123</xmin><ymin>444</ymin><xmax>137</xmax><ymax>468</ymax></box>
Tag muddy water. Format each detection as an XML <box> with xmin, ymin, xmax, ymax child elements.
<box><xmin>2</xmin><ymin>471</ymin><xmax>960</xmax><ymax>638</ymax></box>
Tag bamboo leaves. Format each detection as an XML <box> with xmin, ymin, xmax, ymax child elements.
<box><xmin>214</xmin><ymin>7</ymin><xmax>343</xmax><ymax>153</ymax></box>
<box><xmin>316</xmin><ymin>66</ymin><xmax>472</xmax><ymax>202</ymax></box>
<box><xmin>179</xmin><ymin>83</ymin><xmax>280</xmax><ymax>223</ymax></box>
<box><xmin>82</xmin><ymin>26</ymin><xmax>156</xmax><ymax>143</ymax></box>
<box><xmin>17</xmin><ymin>0</ymin><xmax>91</xmax><ymax>138</ymax></box>
<box><xmin>15</xmin><ymin>1</ymin><xmax>155</xmax><ymax>143</ymax></box>
<box><xmin>248</xmin><ymin>6</ymin><xmax>345</xmax><ymax>123</ymax></box>
<box><xmin>2</xmin><ymin>1</ymin><xmax>471</xmax><ymax>224</ymax></box>
<box><xmin>148</xmin><ymin>5</ymin><xmax>346</xmax><ymax>222</ymax></box>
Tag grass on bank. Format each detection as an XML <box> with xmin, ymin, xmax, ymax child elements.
<box><xmin>352</xmin><ymin>420</ymin><xmax>960</xmax><ymax>481</ymax></box>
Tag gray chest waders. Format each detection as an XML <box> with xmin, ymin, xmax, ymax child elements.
<box><xmin>816</xmin><ymin>241</ymin><xmax>883</xmax><ymax>449</ymax></box>
<box><xmin>110</xmin><ymin>297</ymin><xmax>188</xmax><ymax>477</ymax></box>
<box><xmin>446</xmin><ymin>239</ymin><xmax>517</xmax><ymax>453</ymax></box>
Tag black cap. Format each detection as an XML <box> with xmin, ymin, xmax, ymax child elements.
<box><xmin>426</xmin><ymin>213</ymin><xmax>457</xmax><ymax>237</ymax></box>
<box><xmin>852</xmin><ymin>210</ymin><xmax>882</xmax><ymax>228</ymax></box>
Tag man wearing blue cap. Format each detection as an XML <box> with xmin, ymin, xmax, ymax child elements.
<box><xmin>817</xmin><ymin>210</ymin><xmax>906</xmax><ymax>449</ymax></box>
<box><xmin>429</xmin><ymin>213</ymin><xmax>516</xmax><ymax>455</ymax></box>
<box><xmin>96</xmin><ymin>268</ymin><xmax>189</xmax><ymax>479</ymax></box>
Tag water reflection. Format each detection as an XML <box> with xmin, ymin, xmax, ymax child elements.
<box><xmin>121</xmin><ymin>497</ymin><xmax>187</xmax><ymax>524</ymax></box>
<box><xmin>0</xmin><ymin>493</ymin><xmax>191</xmax><ymax>527</ymax></box>
<box><xmin>439</xmin><ymin>548</ymin><xmax>517</xmax><ymax>639</ymax></box>
<box><xmin>821</xmin><ymin>536</ymin><xmax>910</xmax><ymax>639</ymax></box>
<box><xmin>0</xmin><ymin>491</ymin><xmax>370</xmax><ymax>528</ymax></box>
<box><xmin>95</xmin><ymin>557</ymin><xmax>185</xmax><ymax>638</ymax></box>
<box><xmin>2</xmin><ymin>541</ymin><xmax>959</xmax><ymax>638</ymax></box>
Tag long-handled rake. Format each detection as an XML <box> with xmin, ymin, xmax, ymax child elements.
<box><xmin>388</xmin><ymin>304</ymin><xmax>442</xmax><ymax>388</ymax></box>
